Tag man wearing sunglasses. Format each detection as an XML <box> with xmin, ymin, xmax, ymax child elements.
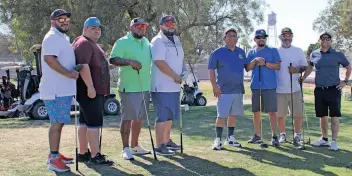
<box><xmin>109</xmin><ymin>17</ymin><xmax>152</xmax><ymax>160</ymax></box>
<box><xmin>276</xmin><ymin>28</ymin><xmax>307</xmax><ymax>144</ymax></box>
<box><xmin>41</xmin><ymin>9</ymin><xmax>78</xmax><ymax>172</ymax></box>
<box><xmin>150</xmin><ymin>15</ymin><xmax>187</xmax><ymax>155</ymax></box>
<box><xmin>72</xmin><ymin>17</ymin><xmax>113</xmax><ymax>165</ymax></box>
<box><xmin>301</xmin><ymin>31</ymin><xmax>351</xmax><ymax>151</ymax></box>
<box><xmin>246</xmin><ymin>29</ymin><xmax>281</xmax><ymax>147</ymax></box>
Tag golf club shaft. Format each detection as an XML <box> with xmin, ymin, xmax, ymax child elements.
<box><xmin>99</xmin><ymin>127</ymin><xmax>102</xmax><ymax>150</ymax></box>
<box><xmin>180</xmin><ymin>104</ymin><xmax>183</xmax><ymax>153</ymax></box>
<box><xmin>74</xmin><ymin>95</ymin><xmax>78</xmax><ymax>171</ymax></box>
<box><xmin>300</xmin><ymin>73</ymin><xmax>310</xmax><ymax>144</ymax></box>
<box><xmin>137</xmin><ymin>70</ymin><xmax>157</xmax><ymax>160</ymax></box>
<box><xmin>290</xmin><ymin>63</ymin><xmax>294</xmax><ymax>142</ymax></box>
<box><xmin>259</xmin><ymin>66</ymin><xmax>264</xmax><ymax>143</ymax></box>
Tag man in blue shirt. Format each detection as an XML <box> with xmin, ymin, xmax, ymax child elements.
<box><xmin>246</xmin><ymin>29</ymin><xmax>281</xmax><ymax>147</ymax></box>
<box><xmin>301</xmin><ymin>31</ymin><xmax>351</xmax><ymax>151</ymax></box>
<box><xmin>208</xmin><ymin>28</ymin><xmax>249</xmax><ymax>150</ymax></box>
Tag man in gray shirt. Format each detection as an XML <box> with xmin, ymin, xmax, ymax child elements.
<box><xmin>301</xmin><ymin>31</ymin><xmax>351</xmax><ymax>151</ymax></box>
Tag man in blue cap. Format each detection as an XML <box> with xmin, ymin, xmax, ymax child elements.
<box><xmin>246</xmin><ymin>29</ymin><xmax>281</xmax><ymax>147</ymax></box>
<box><xmin>72</xmin><ymin>17</ymin><xmax>113</xmax><ymax>165</ymax></box>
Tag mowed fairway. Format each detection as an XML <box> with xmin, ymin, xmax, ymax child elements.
<box><xmin>1</xmin><ymin>81</ymin><xmax>352</xmax><ymax>176</ymax></box>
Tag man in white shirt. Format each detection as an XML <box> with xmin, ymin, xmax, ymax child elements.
<box><xmin>40</xmin><ymin>9</ymin><xmax>79</xmax><ymax>172</ymax></box>
<box><xmin>276</xmin><ymin>27</ymin><xmax>307</xmax><ymax>144</ymax></box>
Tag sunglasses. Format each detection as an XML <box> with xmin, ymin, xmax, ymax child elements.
<box><xmin>320</xmin><ymin>37</ymin><xmax>331</xmax><ymax>41</ymax></box>
<box><xmin>164</xmin><ymin>22</ymin><xmax>176</xmax><ymax>28</ymax></box>
<box><xmin>255</xmin><ymin>36</ymin><xmax>266</xmax><ymax>39</ymax></box>
<box><xmin>55</xmin><ymin>18</ymin><xmax>70</xmax><ymax>23</ymax></box>
<box><xmin>135</xmin><ymin>24</ymin><xmax>147</xmax><ymax>30</ymax></box>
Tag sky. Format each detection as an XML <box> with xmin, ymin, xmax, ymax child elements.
<box><xmin>250</xmin><ymin>0</ymin><xmax>329</xmax><ymax>50</ymax></box>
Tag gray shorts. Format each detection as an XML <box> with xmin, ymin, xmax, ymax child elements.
<box><xmin>119</xmin><ymin>91</ymin><xmax>150</xmax><ymax>121</ymax></box>
<box><xmin>217</xmin><ymin>94</ymin><xmax>244</xmax><ymax>118</ymax></box>
<box><xmin>251</xmin><ymin>89</ymin><xmax>277</xmax><ymax>113</ymax></box>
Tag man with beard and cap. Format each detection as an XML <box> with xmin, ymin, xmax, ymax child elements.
<box><xmin>276</xmin><ymin>27</ymin><xmax>307</xmax><ymax>144</ymax></box>
<box><xmin>41</xmin><ymin>9</ymin><xmax>78</xmax><ymax>172</ymax></box>
<box><xmin>72</xmin><ymin>17</ymin><xmax>113</xmax><ymax>165</ymax></box>
<box><xmin>246</xmin><ymin>29</ymin><xmax>281</xmax><ymax>147</ymax></box>
<box><xmin>209</xmin><ymin>28</ymin><xmax>249</xmax><ymax>150</ymax></box>
<box><xmin>301</xmin><ymin>31</ymin><xmax>351</xmax><ymax>151</ymax></box>
<box><xmin>109</xmin><ymin>17</ymin><xmax>152</xmax><ymax>160</ymax></box>
<box><xmin>150</xmin><ymin>15</ymin><xmax>187</xmax><ymax>155</ymax></box>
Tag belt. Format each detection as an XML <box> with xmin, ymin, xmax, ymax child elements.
<box><xmin>316</xmin><ymin>85</ymin><xmax>338</xmax><ymax>90</ymax></box>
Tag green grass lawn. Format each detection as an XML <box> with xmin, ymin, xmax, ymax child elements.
<box><xmin>1</xmin><ymin>82</ymin><xmax>352</xmax><ymax>176</ymax></box>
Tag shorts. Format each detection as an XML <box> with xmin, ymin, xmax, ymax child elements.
<box><xmin>77</xmin><ymin>93</ymin><xmax>104</xmax><ymax>128</ymax></box>
<box><xmin>151</xmin><ymin>92</ymin><xmax>180</xmax><ymax>123</ymax></box>
<box><xmin>43</xmin><ymin>96</ymin><xmax>73</xmax><ymax>124</ymax></box>
<box><xmin>277</xmin><ymin>91</ymin><xmax>303</xmax><ymax>117</ymax></box>
<box><xmin>314</xmin><ymin>86</ymin><xmax>341</xmax><ymax>117</ymax></box>
<box><xmin>119</xmin><ymin>91</ymin><xmax>150</xmax><ymax>121</ymax></box>
<box><xmin>251</xmin><ymin>89</ymin><xmax>277</xmax><ymax>113</ymax></box>
<box><xmin>217</xmin><ymin>94</ymin><xmax>244</xmax><ymax>118</ymax></box>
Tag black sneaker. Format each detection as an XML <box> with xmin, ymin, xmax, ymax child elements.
<box><xmin>248</xmin><ymin>134</ymin><xmax>262</xmax><ymax>143</ymax></box>
<box><xmin>166</xmin><ymin>139</ymin><xmax>181</xmax><ymax>150</ymax></box>
<box><xmin>155</xmin><ymin>144</ymin><xmax>175</xmax><ymax>156</ymax></box>
<box><xmin>88</xmin><ymin>153</ymin><xmax>114</xmax><ymax>166</ymax></box>
<box><xmin>77</xmin><ymin>149</ymin><xmax>91</xmax><ymax>162</ymax></box>
<box><xmin>271</xmin><ymin>136</ymin><xmax>280</xmax><ymax>147</ymax></box>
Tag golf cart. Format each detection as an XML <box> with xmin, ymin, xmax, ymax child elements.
<box><xmin>9</xmin><ymin>44</ymin><xmax>120</xmax><ymax>120</ymax></box>
<box><xmin>180</xmin><ymin>62</ymin><xmax>207</xmax><ymax>106</ymax></box>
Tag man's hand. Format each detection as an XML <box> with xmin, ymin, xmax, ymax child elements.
<box><xmin>289</xmin><ymin>66</ymin><xmax>299</xmax><ymax>74</ymax></box>
<box><xmin>66</xmin><ymin>70</ymin><xmax>79</xmax><ymax>80</ymax></box>
<box><xmin>298</xmin><ymin>76</ymin><xmax>305</xmax><ymax>84</ymax></box>
<box><xmin>213</xmin><ymin>86</ymin><xmax>221</xmax><ymax>98</ymax></box>
<box><xmin>174</xmin><ymin>75</ymin><xmax>182</xmax><ymax>84</ymax></box>
<box><xmin>130</xmin><ymin>60</ymin><xmax>142</xmax><ymax>70</ymax></box>
<box><xmin>87</xmin><ymin>86</ymin><xmax>96</xmax><ymax>98</ymax></box>
<box><xmin>336</xmin><ymin>81</ymin><xmax>347</xmax><ymax>90</ymax></box>
<box><xmin>255</xmin><ymin>57</ymin><xmax>265</xmax><ymax>66</ymax></box>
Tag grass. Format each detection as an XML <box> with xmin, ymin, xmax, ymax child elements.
<box><xmin>1</xmin><ymin>81</ymin><xmax>352</xmax><ymax>176</ymax></box>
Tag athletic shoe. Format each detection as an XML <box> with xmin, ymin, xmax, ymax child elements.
<box><xmin>155</xmin><ymin>144</ymin><xmax>175</xmax><ymax>156</ymax></box>
<box><xmin>48</xmin><ymin>157</ymin><xmax>70</xmax><ymax>172</ymax></box>
<box><xmin>295</xmin><ymin>133</ymin><xmax>303</xmax><ymax>142</ymax></box>
<box><xmin>77</xmin><ymin>149</ymin><xmax>91</xmax><ymax>162</ymax></box>
<box><xmin>212</xmin><ymin>137</ymin><xmax>222</xmax><ymax>150</ymax></box>
<box><xmin>225</xmin><ymin>135</ymin><xmax>241</xmax><ymax>147</ymax></box>
<box><xmin>312</xmin><ymin>138</ymin><xmax>330</xmax><ymax>147</ymax></box>
<box><xmin>131</xmin><ymin>145</ymin><xmax>151</xmax><ymax>155</ymax></box>
<box><xmin>271</xmin><ymin>136</ymin><xmax>280</xmax><ymax>147</ymax></box>
<box><xmin>166</xmin><ymin>139</ymin><xmax>181</xmax><ymax>150</ymax></box>
<box><xmin>121</xmin><ymin>147</ymin><xmax>134</xmax><ymax>160</ymax></box>
<box><xmin>348</xmin><ymin>96</ymin><xmax>352</xmax><ymax>101</ymax></box>
<box><xmin>47</xmin><ymin>153</ymin><xmax>74</xmax><ymax>164</ymax></box>
<box><xmin>248</xmin><ymin>134</ymin><xmax>262</xmax><ymax>144</ymax></box>
<box><xmin>88</xmin><ymin>153</ymin><xmax>114</xmax><ymax>165</ymax></box>
<box><xmin>279</xmin><ymin>134</ymin><xmax>286</xmax><ymax>143</ymax></box>
<box><xmin>329</xmin><ymin>141</ymin><xmax>339</xmax><ymax>151</ymax></box>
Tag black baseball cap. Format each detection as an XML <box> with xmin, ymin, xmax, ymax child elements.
<box><xmin>281</xmin><ymin>27</ymin><xmax>293</xmax><ymax>35</ymax></box>
<box><xmin>319</xmin><ymin>31</ymin><xmax>332</xmax><ymax>38</ymax></box>
<box><xmin>159</xmin><ymin>15</ymin><xmax>176</xmax><ymax>25</ymax></box>
<box><xmin>50</xmin><ymin>9</ymin><xmax>71</xmax><ymax>20</ymax></box>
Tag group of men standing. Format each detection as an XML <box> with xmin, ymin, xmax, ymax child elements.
<box><xmin>41</xmin><ymin>9</ymin><xmax>185</xmax><ymax>172</ymax></box>
<box><xmin>209</xmin><ymin>27</ymin><xmax>351</xmax><ymax>151</ymax></box>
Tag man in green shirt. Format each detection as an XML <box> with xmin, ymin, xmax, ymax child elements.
<box><xmin>109</xmin><ymin>18</ymin><xmax>152</xmax><ymax>160</ymax></box>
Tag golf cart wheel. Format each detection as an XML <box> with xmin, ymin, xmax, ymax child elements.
<box><xmin>195</xmin><ymin>95</ymin><xmax>207</xmax><ymax>106</ymax></box>
<box><xmin>29</xmin><ymin>101</ymin><xmax>49</xmax><ymax>120</ymax></box>
<box><xmin>104</xmin><ymin>98</ymin><xmax>120</xmax><ymax>115</ymax></box>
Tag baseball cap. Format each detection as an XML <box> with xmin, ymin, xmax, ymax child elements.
<box><xmin>255</xmin><ymin>29</ymin><xmax>268</xmax><ymax>37</ymax></box>
<box><xmin>225</xmin><ymin>28</ymin><xmax>237</xmax><ymax>35</ymax></box>
<box><xmin>281</xmin><ymin>27</ymin><xmax>293</xmax><ymax>34</ymax></box>
<box><xmin>130</xmin><ymin>17</ymin><xmax>148</xmax><ymax>27</ymax></box>
<box><xmin>50</xmin><ymin>9</ymin><xmax>71</xmax><ymax>20</ymax></box>
<box><xmin>159</xmin><ymin>15</ymin><xmax>176</xmax><ymax>25</ymax></box>
<box><xmin>319</xmin><ymin>31</ymin><xmax>332</xmax><ymax>38</ymax></box>
<box><xmin>84</xmin><ymin>17</ymin><xmax>101</xmax><ymax>28</ymax></box>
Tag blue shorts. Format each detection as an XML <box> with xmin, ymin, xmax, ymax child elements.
<box><xmin>151</xmin><ymin>92</ymin><xmax>180</xmax><ymax>123</ymax></box>
<box><xmin>43</xmin><ymin>96</ymin><xmax>73</xmax><ymax>124</ymax></box>
<box><xmin>217</xmin><ymin>94</ymin><xmax>244</xmax><ymax>118</ymax></box>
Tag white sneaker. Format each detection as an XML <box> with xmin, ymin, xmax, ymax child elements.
<box><xmin>312</xmin><ymin>138</ymin><xmax>330</xmax><ymax>147</ymax></box>
<box><xmin>279</xmin><ymin>134</ymin><xmax>286</xmax><ymax>143</ymax></box>
<box><xmin>212</xmin><ymin>137</ymin><xmax>222</xmax><ymax>150</ymax></box>
<box><xmin>131</xmin><ymin>145</ymin><xmax>151</xmax><ymax>155</ymax></box>
<box><xmin>295</xmin><ymin>133</ymin><xmax>303</xmax><ymax>142</ymax></box>
<box><xmin>121</xmin><ymin>147</ymin><xmax>134</xmax><ymax>160</ymax></box>
<box><xmin>329</xmin><ymin>141</ymin><xmax>339</xmax><ymax>151</ymax></box>
<box><xmin>225</xmin><ymin>135</ymin><xmax>242</xmax><ymax>147</ymax></box>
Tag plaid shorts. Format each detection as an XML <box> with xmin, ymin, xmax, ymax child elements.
<box><xmin>43</xmin><ymin>96</ymin><xmax>73</xmax><ymax>124</ymax></box>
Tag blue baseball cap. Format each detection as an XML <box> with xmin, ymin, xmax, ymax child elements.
<box><xmin>84</xmin><ymin>17</ymin><xmax>101</xmax><ymax>28</ymax></box>
<box><xmin>50</xmin><ymin>9</ymin><xmax>71</xmax><ymax>20</ymax></box>
<box><xmin>255</xmin><ymin>29</ymin><xmax>268</xmax><ymax>37</ymax></box>
<box><xmin>159</xmin><ymin>15</ymin><xmax>176</xmax><ymax>25</ymax></box>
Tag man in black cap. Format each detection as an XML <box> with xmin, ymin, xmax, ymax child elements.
<box><xmin>301</xmin><ymin>31</ymin><xmax>351</xmax><ymax>151</ymax></box>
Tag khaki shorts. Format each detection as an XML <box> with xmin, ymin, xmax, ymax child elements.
<box><xmin>277</xmin><ymin>91</ymin><xmax>303</xmax><ymax>117</ymax></box>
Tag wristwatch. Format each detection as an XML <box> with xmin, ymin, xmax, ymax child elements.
<box><xmin>344</xmin><ymin>79</ymin><xmax>349</xmax><ymax>84</ymax></box>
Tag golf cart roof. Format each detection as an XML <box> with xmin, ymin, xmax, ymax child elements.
<box><xmin>30</xmin><ymin>44</ymin><xmax>42</xmax><ymax>51</ymax></box>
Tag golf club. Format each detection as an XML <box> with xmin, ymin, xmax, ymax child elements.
<box><xmin>180</xmin><ymin>103</ymin><xmax>183</xmax><ymax>153</ymax></box>
<box><xmin>137</xmin><ymin>70</ymin><xmax>158</xmax><ymax>160</ymax></box>
<box><xmin>299</xmin><ymin>73</ymin><xmax>310</xmax><ymax>149</ymax></box>
<box><xmin>74</xmin><ymin>64</ymin><xmax>83</xmax><ymax>171</ymax></box>
<box><xmin>259</xmin><ymin>66</ymin><xmax>268</xmax><ymax>149</ymax></box>
<box><xmin>289</xmin><ymin>63</ymin><xmax>300</xmax><ymax>147</ymax></box>
<box><xmin>298</xmin><ymin>75</ymin><xmax>306</xmax><ymax>150</ymax></box>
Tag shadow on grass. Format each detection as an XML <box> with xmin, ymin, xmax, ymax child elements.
<box><xmin>130</xmin><ymin>153</ymin><xmax>255</xmax><ymax>176</ymax></box>
<box><xmin>83</xmin><ymin>162</ymin><xmax>140</xmax><ymax>176</ymax></box>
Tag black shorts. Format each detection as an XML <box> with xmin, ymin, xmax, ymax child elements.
<box><xmin>77</xmin><ymin>93</ymin><xmax>104</xmax><ymax>128</ymax></box>
<box><xmin>314</xmin><ymin>86</ymin><xmax>341</xmax><ymax>117</ymax></box>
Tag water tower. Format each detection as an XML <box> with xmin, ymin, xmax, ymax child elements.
<box><xmin>267</xmin><ymin>11</ymin><xmax>278</xmax><ymax>47</ymax></box>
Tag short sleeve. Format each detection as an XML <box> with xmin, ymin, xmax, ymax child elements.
<box><xmin>150</xmin><ymin>39</ymin><xmax>166</xmax><ymax>61</ymax></box>
<box><xmin>208</xmin><ymin>51</ymin><xmax>218</xmax><ymax>70</ymax></box>
<box><xmin>42</xmin><ymin>35</ymin><xmax>60</xmax><ymax>57</ymax></box>
<box><xmin>247</xmin><ymin>50</ymin><xmax>255</xmax><ymax>62</ymax></box>
<box><xmin>272</xmin><ymin>48</ymin><xmax>281</xmax><ymax>62</ymax></box>
<box><xmin>241</xmin><ymin>50</ymin><xmax>250</xmax><ymax>64</ymax></box>
<box><xmin>73</xmin><ymin>40</ymin><xmax>93</xmax><ymax>64</ymax></box>
<box><xmin>110</xmin><ymin>40</ymin><xmax>125</xmax><ymax>59</ymax></box>
<box><xmin>338</xmin><ymin>53</ymin><xmax>350</xmax><ymax>67</ymax></box>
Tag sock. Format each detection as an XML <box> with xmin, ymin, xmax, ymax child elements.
<box><xmin>228</xmin><ymin>127</ymin><xmax>235</xmax><ymax>138</ymax></box>
<box><xmin>50</xmin><ymin>151</ymin><xmax>59</xmax><ymax>161</ymax></box>
<box><xmin>322</xmin><ymin>137</ymin><xmax>328</xmax><ymax>141</ymax></box>
<box><xmin>215</xmin><ymin>127</ymin><xmax>223</xmax><ymax>140</ymax></box>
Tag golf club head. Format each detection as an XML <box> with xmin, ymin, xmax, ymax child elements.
<box><xmin>298</xmin><ymin>145</ymin><xmax>305</xmax><ymax>150</ymax></box>
<box><xmin>259</xmin><ymin>142</ymin><xmax>268</xmax><ymax>148</ymax></box>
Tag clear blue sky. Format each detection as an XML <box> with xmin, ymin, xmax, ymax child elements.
<box><xmin>250</xmin><ymin>0</ymin><xmax>329</xmax><ymax>50</ymax></box>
